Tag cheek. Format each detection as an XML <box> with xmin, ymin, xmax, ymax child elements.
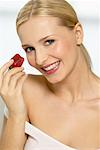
<box><xmin>62</xmin><ymin>39</ymin><xmax>78</xmax><ymax>70</ymax></box>
<box><xmin>54</xmin><ymin>40</ymin><xmax>75</xmax><ymax>58</ymax></box>
<box><xmin>62</xmin><ymin>40</ymin><xmax>78</xmax><ymax>63</ymax></box>
<box><xmin>27</xmin><ymin>55</ymin><xmax>36</xmax><ymax>67</ymax></box>
<box><xmin>54</xmin><ymin>39</ymin><xmax>78</xmax><ymax>70</ymax></box>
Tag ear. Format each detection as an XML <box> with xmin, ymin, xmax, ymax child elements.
<box><xmin>73</xmin><ymin>23</ymin><xmax>83</xmax><ymax>45</ymax></box>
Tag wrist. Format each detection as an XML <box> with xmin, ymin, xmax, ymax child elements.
<box><xmin>9</xmin><ymin>113</ymin><xmax>27</xmax><ymax>122</ymax></box>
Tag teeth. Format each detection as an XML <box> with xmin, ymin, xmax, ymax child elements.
<box><xmin>43</xmin><ymin>61</ymin><xmax>60</xmax><ymax>71</ymax></box>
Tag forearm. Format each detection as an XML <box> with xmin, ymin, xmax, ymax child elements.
<box><xmin>0</xmin><ymin>115</ymin><xmax>26</xmax><ymax>150</ymax></box>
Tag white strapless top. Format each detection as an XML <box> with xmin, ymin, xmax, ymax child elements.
<box><xmin>4</xmin><ymin>106</ymin><xmax>100</xmax><ymax>150</ymax></box>
<box><xmin>4</xmin><ymin>106</ymin><xmax>76</xmax><ymax>150</ymax></box>
<box><xmin>24</xmin><ymin>121</ymin><xmax>76</xmax><ymax>150</ymax></box>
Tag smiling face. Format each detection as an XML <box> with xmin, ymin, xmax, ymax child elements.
<box><xmin>18</xmin><ymin>16</ymin><xmax>83</xmax><ymax>83</ymax></box>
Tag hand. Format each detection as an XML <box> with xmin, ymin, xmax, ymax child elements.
<box><xmin>0</xmin><ymin>59</ymin><xmax>27</xmax><ymax>117</ymax></box>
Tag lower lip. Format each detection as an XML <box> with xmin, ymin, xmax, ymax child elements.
<box><xmin>43</xmin><ymin>62</ymin><xmax>60</xmax><ymax>75</ymax></box>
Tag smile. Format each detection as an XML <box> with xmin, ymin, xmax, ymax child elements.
<box><xmin>41</xmin><ymin>60</ymin><xmax>60</xmax><ymax>75</ymax></box>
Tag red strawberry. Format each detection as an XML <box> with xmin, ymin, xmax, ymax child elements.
<box><xmin>9</xmin><ymin>54</ymin><xmax>24</xmax><ymax>69</ymax></box>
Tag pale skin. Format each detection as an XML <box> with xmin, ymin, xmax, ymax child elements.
<box><xmin>0</xmin><ymin>16</ymin><xmax>100</xmax><ymax>150</ymax></box>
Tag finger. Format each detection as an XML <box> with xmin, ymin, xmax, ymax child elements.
<box><xmin>0</xmin><ymin>59</ymin><xmax>14</xmax><ymax>75</ymax></box>
<box><xmin>9</xmin><ymin>71</ymin><xmax>25</xmax><ymax>90</ymax></box>
<box><xmin>0</xmin><ymin>60</ymin><xmax>14</xmax><ymax>88</ymax></box>
<box><xmin>2</xmin><ymin>67</ymin><xmax>24</xmax><ymax>89</ymax></box>
<box><xmin>16</xmin><ymin>74</ymin><xmax>28</xmax><ymax>92</ymax></box>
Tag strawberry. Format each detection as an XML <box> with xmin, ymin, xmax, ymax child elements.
<box><xmin>9</xmin><ymin>54</ymin><xmax>24</xmax><ymax>69</ymax></box>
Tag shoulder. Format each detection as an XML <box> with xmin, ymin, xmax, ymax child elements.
<box><xmin>23</xmin><ymin>74</ymin><xmax>48</xmax><ymax>94</ymax></box>
<box><xmin>22</xmin><ymin>74</ymin><xmax>48</xmax><ymax>103</ymax></box>
<box><xmin>22</xmin><ymin>74</ymin><xmax>50</xmax><ymax>120</ymax></box>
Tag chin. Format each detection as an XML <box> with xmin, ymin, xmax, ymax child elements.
<box><xmin>46</xmin><ymin>79</ymin><xmax>61</xmax><ymax>84</ymax></box>
<box><xmin>44</xmin><ymin>73</ymin><xmax>65</xmax><ymax>84</ymax></box>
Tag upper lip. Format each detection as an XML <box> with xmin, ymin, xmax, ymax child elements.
<box><xmin>41</xmin><ymin>60</ymin><xmax>60</xmax><ymax>69</ymax></box>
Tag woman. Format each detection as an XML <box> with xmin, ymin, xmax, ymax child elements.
<box><xmin>0</xmin><ymin>0</ymin><xmax>100</xmax><ymax>149</ymax></box>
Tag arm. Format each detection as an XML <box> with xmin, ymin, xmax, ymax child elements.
<box><xmin>0</xmin><ymin>116</ymin><xmax>27</xmax><ymax>150</ymax></box>
<box><xmin>0</xmin><ymin>60</ymin><xmax>28</xmax><ymax>150</ymax></box>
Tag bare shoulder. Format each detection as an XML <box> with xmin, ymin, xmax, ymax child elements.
<box><xmin>23</xmin><ymin>74</ymin><xmax>47</xmax><ymax>95</ymax></box>
<box><xmin>23</xmin><ymin>74</ymin><xmax>46</xmax><ymax>87</ymax></box>
<box><xmin>22</xmin><ymin>74</ymin><xmax>48</xmax><ymax>104</ymax></box>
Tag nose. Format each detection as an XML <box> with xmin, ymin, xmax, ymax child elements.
<box><xmin>35</xmin><ymin>49</ymin><xmax>48</xmax><ymax>66</ymax></box>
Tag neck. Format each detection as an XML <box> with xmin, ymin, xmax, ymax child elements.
<box><xmin>46</xmin><ymin>48</ymin><xmax>99</xmax><ymax>103</ymax></box>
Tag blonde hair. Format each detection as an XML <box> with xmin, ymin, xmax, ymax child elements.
<box><xmin>16</xmin><ymin>0</ymin><xmax>92</xmax><ymax>69</ymax></box>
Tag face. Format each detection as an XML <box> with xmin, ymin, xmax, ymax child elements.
<box><xmin>18</xmin><ymin>16</ymin><xmax>83</xmax><ymax>84</ymax></box>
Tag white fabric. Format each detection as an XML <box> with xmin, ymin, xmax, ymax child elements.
<box><xmin>4</xmin><ymin>106</ymin><xmax>76</xmax><ymax>150</ymax></box>
<box><xmin>24</xmin><ymin>121</ymin><xmax>76</xmax><ymax>150</ymax></box>
<box><xmin>4</xmin><ymin>105</ymin><xmax>9</xmax><ymax>118</ymax></box>
<box><xmin>4</xmin><ymin>106</ymin><xmax>100</xmax><ymax>150</ymax></box>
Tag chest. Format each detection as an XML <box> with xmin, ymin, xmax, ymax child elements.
<box><xmin>28</xmin><ymin>97</ymin><xmax>100</xmax><ymax>148</ymax></box>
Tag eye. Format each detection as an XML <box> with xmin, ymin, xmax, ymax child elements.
<box><xmin>44</xmin><ymin>39</ymin><xmax>55</xmax><ymax>46</ymax></box>
<box><xmin>24</xmin><ymin>47</ymin><xmax>35</xmax><ymax>53</ymax></box>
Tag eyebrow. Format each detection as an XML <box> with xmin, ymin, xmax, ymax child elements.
<box><xmin>22</xmin><ymin>35</ymin><xmax>53</xmax><ymax>48</ymax></box>
<box><xmin>22</xmin><ymin>44</ymin><xmax>32</xmax><ymax>48</ymax></box>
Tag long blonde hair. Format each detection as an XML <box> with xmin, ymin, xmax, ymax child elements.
<box><xmin>16</xmin><ymin>0</ymin><xmax>92</xmax><ymax>69</ymax></box>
